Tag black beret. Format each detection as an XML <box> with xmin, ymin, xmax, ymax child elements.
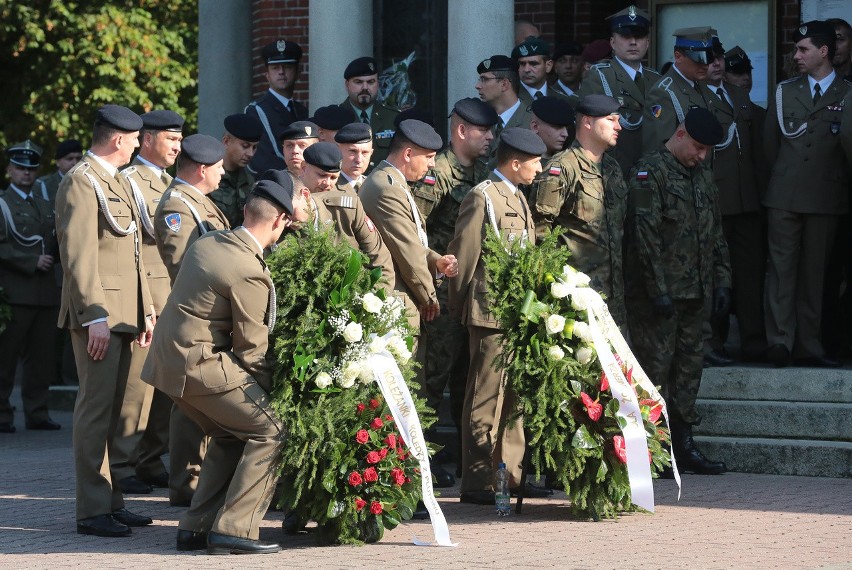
<box><xmin>140</xmin><ymin>110</ymin><xmax>184</xmax><ymax>132</ymax></box>
<box><xmin>553</xmin><ymin>42</ymin><xmax>583</xmax><ymax>59</ymax></box>
<box><xmin>530</xmin><ymin>96</ymin><xmax>575</xmax><ymax>127</ymax></box>
<box><xmin>224</xmin><ymin>113</ymin><xmax>263</xmax><ymax>143</ymax></box>
<box><xmin>452</xmin><ymin>97</ymin><xmax>499</xmax><ymax>127</ymax></box>
<box><xmin>262</xmin><ymin>39</ymin><xmax>302</xmax><ymax>65</ymax></box>
<box><xmin>334</xmin><ymin>122</ymin><xmax>373</xmax><ymax>144</ymax></box>
<box><xmin>606</xmin><ymin>5</ymin><xmax>651</xmax><ymax>36</ymax></box>
<box><xmin>575</xmin><ymin>94</ymin><xmax>621</xmax><ymax>117</ymax></box>
<box><xmin>311</xmin><ymin>105</ymin><xmax>354</xmax><ymax>131</ymax></box>
<box><xmin>252</xmin><ymin>176</ymin><xmax>295</xmax><ymax>214</ymax></box>
<box><xmin>511</xmin><ymin>36</ymin><xmax>551</xmax><ymax>60</ymax></box>
<box><xmin>394</xmin><ymin>107</ymin><xmax>434</xmax><ymax>128</ymax></box>
<box><xmin>6</xmin><ymin>140</ymin><xmax>42</xmax><ymax>168</ymax></box>
<box><xmin>683</xmin><ymin>108</ymin><xmax>723</xmax><ymax>146</ymax></box>
<box><xmin>794</xmin><ymin>20</ymin><xmax>836</xmax><ymax>43</ymax></box>
<box><xmin>95</xmin><ymin>104</ymin><xmax>143</xmax><ymax>132</ymax></box>
<box><xmin>396</xmin><ymin>119</ymin><xmax>442</xmax><ymax>151</ymax></box>
<box><xmin>180</xmin><ymin>134</ymin><xmax>225</xmax><ymax>165</ymax></box>
<box><xmin>55</xmin><ymin>139</ymin><xmax>82</xmax><ymax>160</ymax></box>
<box><xmin>724</xmin><ymin>46</ymin><xmax>753</xmax><ymax>74</ymax></box>
<box><xmin>303</xmin><ymin>142</ymin><xmax>342</xmax><ymax>172</ymax></box>
<box><xmin>498</xmin><ymin>128</ymin><xmax>546</xmax><ymax>156</ymax></box>
<box><xmin>280</xmin><ymin>121</ymin><xmax>319</xmax><ymax>141</ymax></box>
<box><xmin>344</xmin><ymin>56</ymin><xmax>378</xmax><ymax>79</ymax></box>
<box><xmin>477</xmin><ymin>55</ymin><xmax>519</xmax><ymax>74</ymax></box>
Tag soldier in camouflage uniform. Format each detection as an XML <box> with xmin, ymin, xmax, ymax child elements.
<box><xmin>209</xmin><ymin>114</ymin><xmax>262</xmax><ymax>229</ymax></box>
<box><xmin>531</xmin><ymin>95</ymin><xmax>628</xmax><ymax>326</ymax></box>
<box><xmin>624</xmin><ymin>108</ymin><xmax>731</xmax><ymax>475</ymax></box>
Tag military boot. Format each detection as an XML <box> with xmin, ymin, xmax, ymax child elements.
<box><xmin>673</xmin><ymin>423</ymin><xmax>726</xmax><ymax>475</ymax></box>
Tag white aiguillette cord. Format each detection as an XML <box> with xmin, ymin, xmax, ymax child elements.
<box><xmin>0</xmin><ymin>196</ymin><xmax>45</xmax><ymax>254</ymax></box>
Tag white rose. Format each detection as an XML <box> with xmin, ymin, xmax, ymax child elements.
<box><xmin>387</xmin><ymin>334</ymin><xmax>407</xmax><ymax>355</ymax></box>
<box><xmin>576</xmin><ymin>346</ymin><xmax>594</xmax><ymax>365</ymax></box>
<box><xmin>573</xmin><ymin>321</ymin><xmax>592</xmax><ymax>342</ymax></box>
<box><xmin>545</xmin><ymin>314</ymin><xmax>566</xmax><ymax>335</ymax></box>
<box><xmin>342</xmin><ymin>322</ymin><xmax>363</xmax><ymax>343</ymax></box>
<box><xmin>339</xmin><ymin>362</ymin><xmax>360</xmax><ymax>388</ymax></box>
<box><xmin>397</xmin><ymin>347</ymin><xmax>412</xmax><ymax>363</ymax></box>
<box><xmin>571</xmin><ymin>294</ymin><xmax>590</xmax><ymax>312</ymax></box>
<box><xmin>358</xmin><ymin>361</ymin><xmax>375</xmax><ymax>383</ymax></box>
<box><xmin>315</xmin><ymin>371</ymin><xmax>333</xmax><ymax>389</ymax></box>
<box><xmin>575</xmin><ymin>272</ymin><xmax>591</xmax><ymax>287</ymax></box>
<box><xmin>362</xmin><ymin>293</ymin><xmax>383</xmax><ymax>314</ymax></box>
<box><xmin>547</xmin><ymin>345</ymin><xmax>565</xmax><ymax>360</ymax></box>
<box><xmin>550</xmin><ymin>281</ymin><xmax>570</xmax><ymax>299</ymax></box>
<box><xmin>368</xmin><ymin>335</ymin><xmax>387</xmax><ymax>354</ymax></box>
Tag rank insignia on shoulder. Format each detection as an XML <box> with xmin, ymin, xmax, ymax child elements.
<box><xmin>636</xmin><ymin>171</ymin><xmax>649</xmax><ymax>180</ymax></box>
<box><xmin>549</xmin><ymin>166</ymin><xmax>561</xmax><ymax>176</ymax></box>
<box><xmin>423</xmin><ymin>175</ymin><xmax>436</xmax><ymax>185</ymax></box>
<box><xmin>651</xmin><ymin>105</ymin><xmax>662</xmax><ymax>118</ymax></box>
<box><xmin>165</xmin><ymin>213</ymin><xmax>181</xmax><ymax>232</ymax></box>
<box><xmin>375</xmin><ymin>129</ymin><xmax>395</xmax><ymax>140</ymax></box>
<box><xmin>338</xmin><ymin>195</ymin><xmax>354</xmax><ymax>208</ymax></box>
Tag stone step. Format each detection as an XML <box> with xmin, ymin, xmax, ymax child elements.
<box><xmin>699</xmin><ymin>366</ymin><xmax>852</xmax><ymax>403</ymax></box>
<box><xmin>694</xmin><ymin>435</ymin><xmax>852</xmax><ymax>478</ymax></box>
<box><xmin>694</xmin><ymin>399</ymin><xmax>852</xmax><ymax>440</ymax></box>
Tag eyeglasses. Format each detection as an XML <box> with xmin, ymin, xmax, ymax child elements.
<box><xmin>477</xmin><ymin>75</ymin><xmax>501</xmax><ymax>83</ymax></box>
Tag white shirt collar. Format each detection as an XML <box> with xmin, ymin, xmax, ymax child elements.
<box><xmin>499</xmin><ymin>98</ymin><xmax>522</xmax><ymax>127</ymax></box>
<box><xmin>521</xmin><ymin>82</ymin><xmax>547</xmax><ymax>98</ymax></box>
<box><xmin>9</xmin><ymin>184</ymin><xmax>31</xmax><ymax>201</ymax></box>
<box><xmin>614</xmin><ymin>56</ymin><xmax>643</xmax><ymax>80</ymax></box>
<box><xmin>87</xmin><ymin>150</ymin><xmax>117</xmax><ymax>176</ymax></box>
<box><xmin>235</xmin><ymin>226</ymin><xmax>265</xmax><ymax>255</ymax></box>
<box><xmin>340</xmin><ymin>171</ymin><xmax>354</xmax><ymax>184</ymax></box>
<box><xmin>267</xmin><ymin>88</ymin><xmax>293</xmax><ymax>110</ymax></box>
<box><xmin>556</xmin><ymin>80</ymin><xmax>576</xmax><ymax>96</ymax></box>
<box><xmin>493</xmin><ymin>168</ymin><xmax>517</xmax><ymax>194</ymax></box>
<box><xmin>672</xmin><ymin>64</ymin><xmax>694</xmax><ymax>88</ymax></box>
<box><xmin>808</xmin><ymin>71</ymin><xmax>836</xmax><ymax>98</ymax></box>
<box><xmin>135</xmin><ymin>155</ymin><xmax>163</xmax><ymax>176</ymax></box>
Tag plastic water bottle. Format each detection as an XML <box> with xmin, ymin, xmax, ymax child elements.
<box><xmin>495</xmin><ymin>462</ymin><xmax>511</xmax><ymax>516</ymax></box>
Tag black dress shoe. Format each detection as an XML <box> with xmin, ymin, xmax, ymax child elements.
<box><xmin>412</xmin><ymin>500</ymin><xmax>429</xmax><ymax>520</ymax></box>
<box><xmin>459</xmin><ymin>490</ymin><xmax>495</xmax><ymax>505</ymax></box>
<box><xmin>112</xmin><ymin>508</ymin><xmax>152</xmax><ymax>527</ymax></box>
<box><xmin>510</xmin><ymin>482</ymin><xmax>553</xmax><ymax>498</ymax></box>
<box><xmin>177</xmin><ymin>529</ymin><xmax>208</xmax><ymax>551</ymax></box>
<box><xmin>26</xmin><ymin>418</ymin><xmax>61</xmax><ymax>430</ymax></box>
<box><xmin>281</xmin><ymin>511</ymin><xmax>307</xmax><ymax>534</ymax></box>
<box><xmin>431</xmin><ymin>464</ymin><xmax>455</xmax><ymax>488</ymax></box>
<box><xmin>795</xmin><ymin>355</ymin><xmax>842</xmax><ymax>368</ymax></box>
<box><xmin>704</xmin><ymin>349</ymin><xmax>734</xmax><ymax>367</ymax></box>
<box><xmin>118</xmin><ymin>476</ymin><xmax>152</xmax><ymax>494</ymax></box>
<box><xmin>139</xmin><ymin>471</ymin><xmax>169</xmax><ymax>488</ymax></box>
<box><xmin>766</xmin><ymin>344</ymin><xmax>791</xmax><ymax>368</ymax></box>
<box><xmin>0</xmin><ymin>422</ymin><xmax>15</xmax><ymax>433</ymax></box>
<box><xmin>77</xmin><ymin>514</ymin><xmax>131</xmax><ymax>537</ymax></box>
<box><xmin>207</xmin><ymin>531</ymin><xmax>282</xmax><ymax>555</ymax></box>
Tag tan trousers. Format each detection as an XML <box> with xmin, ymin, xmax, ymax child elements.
<box><xmin>168</xmin><ymin>405</ymin><xmax>209</xmax><ymax>504</ymax></box>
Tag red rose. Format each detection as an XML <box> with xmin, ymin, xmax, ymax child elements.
<box><xmin>580</xmin><ymin>392</ymin><xmax>603</xmax><ymax>421</ymax></box>
<box><xmin>370</xmin><ymin>501</ymin><xmax>383</xmax><ymax>515</ymax></box>
<box><xmin>404</xmin><ymin>476</ymin><xmax>411</xmax><ymax>483</ymax></box>
<box><xmin>369</xmin><ymin>398</ymin><xmax>381</xmax><ymax>409</ymax></box>
<box><xmin>370</xmin><ymin>417</ymin><xmax>384</xmax><ymax>430</ymax></box>
<box><xmin>384</xmin><ymin>433</ymin><xmax>398</xmax><ymax>448</ymax></box>
<box><xmin>355</xmin><ymin>429</ymin><xmax>370</xmax><ymax>444</ymax></box>
<box><xmin>356</xmin><ymin>403</ymin><xmax>366</xmax><ymax>414</ymax></box>
<box><xmin>599</xmin><ymin>371</ymin><xmax>609</xmax><ymax>392</ymax></box>
<box><xmin>385</xmin><ymin>414</ymin><xmax>393</xmax><ymax>421</ymax></box>
<box><xmin>391</xmin><ymin>467</ymin><xmax>406</xmax><ymax>486</ymax></box>
<box><xmin>379</xmin><ymin>447</ymin><xmax>388</xmax><ymax>459</ymax></box>
<box><xmin>355</xmin><ymin>498</ymin><xmax>366</xmax><ymax>511</ymax></box>
<box><xmin>613</xmin><ymin>435</ymin><xmax>627</xmax><ymax>464</ymax></box>
<box><xmin>348</xmin><ymin>471</ymin><xmax>363</xmax><ymax>486</ymax></box>
<box><xmin>640</xmin><ymin>399</ymin><xmax>663</xmax><ymax>423</ymax></box>
<box><xmin>363</xmin><ymin>466</ymin><xmax>378</xmax><ymax>482</ymax></box>
<box><xmin>366</xmin><ymin>451</ymin><xmax>381</xmax><ymax>464</ymax></box>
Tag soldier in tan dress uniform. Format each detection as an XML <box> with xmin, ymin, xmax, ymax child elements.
<box><xmin>448</xmin><ymin>128</ymin><xmax>545</xmax><ymax>504</ymax></box>
<box><xmin>0</xmin><ymin>141</ymin><xmax>61</xmax><ymax>433</ymax></box>
<box><xmin>153</xmin><ymin>134</ymin><xmax>228</xmax><ymax>506</ymax></box>
<box><xmin>334</xmin><ymin>122</ymin><xmax>373</xmax><ymax>194</ymax></box>
<box><xmin>55</xmin><ymin>105</ymin><xmax>155</xmax><ymax>537</ymax></box>
<box><xmin>476</xmin><ymin>55</ymin><xmax>535</xmax><ymax>160</ymax></box>
<box><xmin>142</xmin><ymin>175</ymin><xmax>311</xmax><ymax>554</ymax></box>
<box><xmin>111</xmin><ymin>110</ymin><xmax>184</xmax><ymax>496</ymax></box>
<box><xmin>209</xmin><ymin>114</ymin><xmax>262</xmax><ymax>229</ymax></box>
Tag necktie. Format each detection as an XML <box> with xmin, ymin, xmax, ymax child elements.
<box><xmin>534</xmin><ymin>90</ymin><xmax>543</xmax><ymax>100</ymax></box>
<box><xmin>161</xmin><ymin>170</ymin><xmax>172</xmax><ymax>185</ymax></box>
<box><xmin>494</xmin><ymin>119</ymin><xmax>504</xmax><ymax>141</ymax></box>
<box><xmin>360</xmin><ymin>110</ymin><xmax>369</xmax><ymax>124</ymax></box>
<box><xmin>716</xmin><ymin>87</ymin><xmax>731</xmax><ymax>108</ymax></box>
<box><xmin>24</xmin><ymin>194</ymin><xmax>36</xmax><ymax>208</ymax></box>
<box><xmin>286</xmin><ymin>100</ymin><xmax>295</xmax><ymax>115</ymax></box>
<box><xmin>813</xmin><ymin>83</ymin><xmax>822</xmax><ymax>105</ymax></box>
<box><xmin>634</xmin><ymin>71</ymin><xmax>645</xmax><ymax>92</ymax></box>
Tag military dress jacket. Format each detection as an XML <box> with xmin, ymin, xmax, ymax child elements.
<box><xmin>245</xmin><ymin>91</ymin><xmax>309</xmax><ymax>174</ymax></box>
<box><xmin>0</xmin><ymin>187</ymin><xmax>59</xmax><ymax>306</ymax></box>
<box><xmin>762</xmin><ymin>74</ymin><xmax>852</xmax><ymax>215</ymax></box>
<box><xmin>141</xmin><ymin>228</ymin><xmax>274</xmax><ymax>398</ymax></box>
<box><xmin>518</xmin><ymin>83</ymin><xmax>579</xmax><ymax>108</ymax></box>
<box><xmin>360</xmin><ymin>161</ymin><xmax>442</xmax><ymax>330</ymax></box>
<box><xmin>209</xmin><ymin>168</ymin><xmax>255</xmax><ymax>229</ymax></box>
<box><xmin>581</xmin><ymin>60</ymin><xmax>661</xmax><ymax>176</ymax></box>
<box><xmin>55</xmin><ymin>155</ymin><xmax>153</xmax><ymax>332</ymax></box>
<box><xmin>644</xmin><ymin>66</ymin><xmax>715</xmax><ymax>152</ymax></box>
<box><xmin>336</xmin><ymin>173</ymin><xmax>365</xmax><ymax>195</ymax></box>
<box><xmin>531</xmin><ymin>140</ymin><xmax>628</xmax><ymax>321</ymax></box>
<box><xmin>487</xmin><ymin>99</ymin><xmax>535</xmax><ymax>160</ymax></box>
<box><xmin>36</xmin><ymin>171</ymin><xmax>62</xmax><ymax>206</ymax></box>
<box><xmin>625</xmin><ymin>147</ymin><xmax>731</xmax><ymax>302</ymax></box>
<box><xmin>153</xmin><ymin>181</ymin><xmax>230</xmax><ymax>284</ymax></box>
<box><xmin>411</xmin><ymin>148</ymin><xmax>489</xmax><ymax>256</ymax></box>
<box><xmin>448</xmin><ymin>172</ymin><xmax>535</xmax><ymax>329</ymax></box>
<box><xmin>339</xmin><ymin>100</ymin><xmax>400</xmax><ymax>170</ymax></box>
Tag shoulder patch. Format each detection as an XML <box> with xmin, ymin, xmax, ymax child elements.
<box><xmin>650</xmin><ymin>105</ymin><xmax>662</xmax><ymax>118</ymax></box>
<box><xmin>548</xmin><ymin>166</ymin><xmax>561</xmax><ymax>176</ymax></box>
<box><xmin>636</xmin><ymin>170</ymin><xmax>649</xmax><ymax>181</ymax></box>
<box><xmin>423</xmin><ymin>174</ymin><xmax>436</xmax><ymax>186</ymax></box>
<box><xmin>164</xmin><ymin>213</ymin><xmax>181</xmax><ymax>232</ymax></box>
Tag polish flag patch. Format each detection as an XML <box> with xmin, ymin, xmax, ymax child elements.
<box><xmin>423</xmin><ymin>175</ymin><xmax>436</xmax><ymax>185</ymax></box>
<box><xmin>636</xmin><ymin>171</ymin><xmax>649</xmax><ymax>180</ymax></box>
<box><xmin>548</xmin><ymin>166</ymin><xmax>561</xmax><ymax>176</ymax></box>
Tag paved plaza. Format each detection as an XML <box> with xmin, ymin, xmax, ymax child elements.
<box><xmin>1</xmin><ymin>392</ymin><xmax>850</xmax><ymax>570</ymax></box>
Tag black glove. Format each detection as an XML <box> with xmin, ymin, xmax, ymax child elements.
<box><xmin>652</xmin><ymin>294</ymin><xmax>675</xmax><ymax>318</ymax></box>
<box><xmin>713</xmin><ymin>287</ymin><xmax>732</xmax><ymax>317</ymax></box>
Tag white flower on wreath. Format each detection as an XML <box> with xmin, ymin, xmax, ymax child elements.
<box><xmin>358</xmin><ymin>361</ymin><xmax>375</xmax><ymax>384</ymax></box>
<box><xmin>545</xmin><ymin>313</ymin><xmax>566</xmax><ymax>335</ymax></box>
<box><xmin>362</xmin><ymin>292</ymin><xmax>383</xmax><ymax>314</ymax></box>
<box><xmin>368</xmin><ymin>335</ymin><xmax>387</xmax><ymax>354</ymax></box>
<box><xmin>562</xmin><ymin>265</ymin><xmax>591</xmax><ymax>288</ymax></box>
<box><xmin>576</xmin><ymin>345</ymin><xmax>594</xmax><ymax>365</ymax></box>
<box><xmin>571</xmin><ymin>291</ymin><xmax>592</xmax><ymax>312</ymax></box>
<box><xmin>340</xmin><ymin>361</ymin><xmax>360</xmax><ymax>387</ymax></box>
<box><xmin>547</xmin><ymin>345</ymin><xmax>565</xmax><ymax>360</ymax></box>
<box><xmin>342</xmin><ymin>322</ymin><xmax>363</xmax><ymax>343</ymax></box>
<box><xmin>386</xmin><ymin>296</ymin><xmax>404</xmax><ymax>320</ymax></box>
<box><xmin>315</xmin><ymin>371</ymin><xmax>333</xmax><ymax>389</ymax></box>
<box><xmin>550</xmin><ymin>281</ymin><xmax>571</xmax><ymax>299</ymax></box>
<box><xmin>573</xmin><ymin>321</ymin><xmax>593</xmax><ymax>343</ymax></box>
<box><xmin>386</xmin><ymin>334</ymin><xmax>412</xmax><ymax>362</ymax></box>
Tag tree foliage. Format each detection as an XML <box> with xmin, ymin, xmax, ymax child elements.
<box><xmin>0</xmin><ymin>0</ymin><xmax>198</xmax><ymax>164</ymax></box>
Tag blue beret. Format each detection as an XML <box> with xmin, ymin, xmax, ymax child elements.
<box><xmin>95</xmin><ymin>104</ymin><xmax>143</xmax><ymax>132</ymax></box>
<box><xmin>252</xmin><ymin>176</ymin><xmax>295</xmax><ymax>214</ymax></box>
<box><xmin>498</xmin><ymin>127</ymin><xmax>546</xmax><ymax>156</ymax></box>
<box><xmin>477</xmin><ymin>55</ymin><xmax>518</xmax><ymax>74</ymax></box>
<box><xmin>530</xmin><ymin>96</ymin><xmax>575</xmax><ymax>126</ymax></box>
<box><xmin>262</xmin><ymin>40</ymin><xmax>302</xmax><ymax>65</ymax></box>
<box><xmin>6</xmin><ymin>140</ymin><xmax>42</xmax><ymax>168</ymax></box>
<box><xmin>344</xmin><ymin>56</ymin><xmax>378</xmax><ymax>79</ymax></box>
<box><xmin>684</xmin><ymin>108</ymin><xmax>723</xmax><ymax>146</ymax></box>
<box><xmin>303</xmin><ymin>142</ymin><xmax>342</xmax><ymax>172</ymax></box>
<box><xmin>55</xmin><ymin>139</ymin><xmax>82</xmax><ymax>160</ymax></box>
<box><xmin>511</xmin><ymin>36</ymin><xmax>551</xmax><ymax>60</ymax></box>
<box><xmin>452</xmin><ymin>97</ymin><xmax>499</xmax><ymax>127</ymax></box>
<box><xmin>180</xmin><ymin>134</ymin><xmax>225</xmax><ymax>165</ymax></box>
<box><xmin>311</xmin><ymin>105</ymin><xmax>354</xmax><ymax>131</ymax></box>
<box><xmin>141</xmin><ymin>110</ymin><xmax>184</xmax><ymax>132</ymax></box>
<box><xmin>575</xmin><ymin>94</ymin><xmax>621</xmax><ymax>117</ymax></box>
<box><xmin>224</xmin><ymin>113</ymin><xmax>263</xmax><ymax>143</ymax></box>
<box><xmin>334</xmin><ymin>122</ymin><xmax>373</xmax><ymax>144</ymax></box>
<box><xmin>606</xmin><ymin>5</ymin><xmax>651</xmax><ymax>36</ymax></box>
<box><xmin>280</xmin><ymin>121</ymin><xmax>319</xmax><ymax>141</ymax></box>
<box><xmin>396</xmin><ymin>119</ymin><xmax>442</xmax><ymax>151</ymax></box>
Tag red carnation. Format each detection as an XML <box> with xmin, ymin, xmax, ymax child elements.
<box><xmin>348</xmin><ymin>471</ymin><xmax>363</xmax><ymax>486</ymax></box>
<box><xmin>355</xmin><ymin>429</ymin><xmax>370</xmax><ymax>444</ymax></box>
<box><xmin>370</xmin><ymin>501</ymin><xmax>383</xmax><ymax>515</ymax></box>
<box><xmin>384</xmin><ymin>433</ymin><xmax>398</xmax><ymax>448</ymax></box>
<box><xmin>355</xmin><ymin>498</ymin><xmax>366</xmax><ymax>511</ymax></box>
<box><xmin>366</xmin><ymin>451</ymin><xmax>381</xmax><ymax>464</ymax></box>
<box><xmin>371</xmin><ymin>417</ymin><xmax>384</xmax><ymax>430</ymax></box>
<box><xmin>580</xmin><ymin>392</ymin><xmax>603</xmax><ymax>421</ymax></box>
<box><xmin>613</xmin><ymin>435</ymin><xmax>627</xmax><ymax>464</ymax></box>
<box><xmin>369</xmin><ymin>398</ymin><xmax>381</xmax><ymax>409</ymax></box>
<box><xmin>599</xmin><ymin>371</ymin><xmax>609</xmax><ymax>392</ymax></box>
<box><xmin>640</xmin><ymin>399</ymin><xmax>663</xmax><ymax>423</ymax></box>
<box><xmin>363</xmin><ymin>466</ymin><xmax>378</xmax><ymax>482</ymax></box>
<box><xmin>356</xmin><ymin>403</ymin><xmax>366</xmax><ymax>414</ymax></box>
<box><xmin>379</xmin><ymin>447</ymin><xmax>388</xmax><ymax>459</ymax></box>
<box><xmin>391</xmin><ymin>467</ymin><xmax>406</xmax><ymax>486</ymax></box>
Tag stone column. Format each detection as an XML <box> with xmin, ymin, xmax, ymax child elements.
<box><xmin>197</xmin><ymin>0</ymin><xmax>252</xmax><ymax>136</ymax></box>
<box><xmin>309</xmin><ymin>0</ymin><xmax>373</xmax><ymax>113</ymax></box>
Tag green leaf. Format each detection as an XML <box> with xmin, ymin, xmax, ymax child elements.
<box><xmin>396</xmin><ymin>500</ymin><xmax>414</xmax><ymax>520</ymax></box>
<box><xmin>326</xmin><ymin>499</ymin><xmax>345</xmax><ymax>519</ymax></box>
<box><xmin>383</xmin><ymin>511</ymin><xmax>401</xmax><ymax>529</ymax></box>
<box><xmin>571</xmin><ymin>425</ymin><xmax>600</xmax><ymax>449</ymax></box>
